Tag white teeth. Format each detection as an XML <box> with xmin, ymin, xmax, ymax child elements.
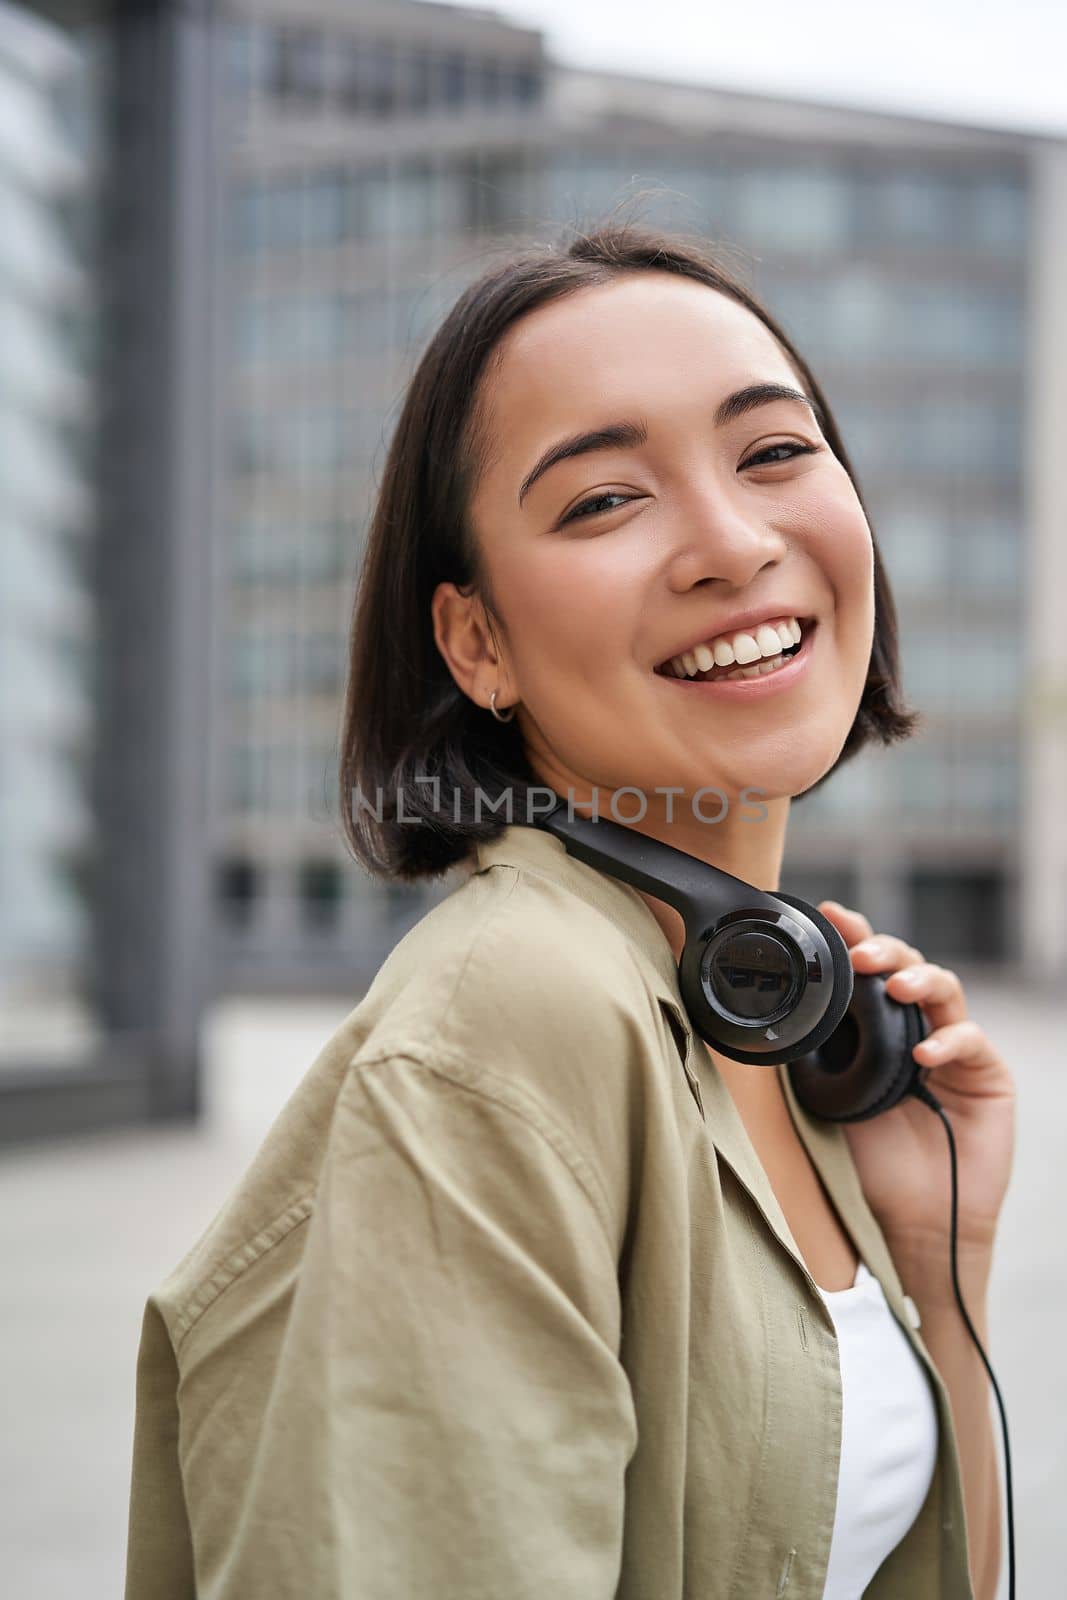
<box><xmin>667</xmin><ymin>615</ymin><xmax>806</xmax><ymax>679</ymax></box>
<box><xmin>727</xmin><ymin>655</ymin><xmax>790</xmax><ymax>680</ymax></box>
<box><xmin>732</xmin><ymin>633</ymin><xmax>762</xmax><ymax>665</ymax></box>
<box><xmin>755</xmin><ymin>624</ymin><xmax>784</xmax><ymax>658</ymax></box>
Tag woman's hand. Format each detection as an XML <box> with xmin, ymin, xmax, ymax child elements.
<box><xmin>816</xmin><ymin>902</ymin><xmax>1016</xmax><ymax>1258</ymax></box>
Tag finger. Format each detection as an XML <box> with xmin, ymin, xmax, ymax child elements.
<box><xmin>888</xmin><ymin>963</ymin><xmax>969</xmax><ymax>1029</ymax></box>
<box><xmin>912</xmin><ymin>1017</ymin><xmax>992</xmax><ymax>1067</ymax></box>
<box><xmin>817</xmin><ymin>900</ymin><xmax>875</xmax><ymax>943</ymax></box>
<box><xmin>848</xmin><ymin>934</ymin><xmax>924</xmax><ymax>973</ymax></box>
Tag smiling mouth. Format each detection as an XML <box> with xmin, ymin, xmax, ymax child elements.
<box><xmin>654</xmin><ymin>617</ymin><xmax>817</xmax><ymax>683</ymax></box>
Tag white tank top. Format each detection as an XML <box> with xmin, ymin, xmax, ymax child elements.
<box><xmin>816</xmin><ymin>1259</ymin><xmax>939</xmax><ymax>1597</ymax></box>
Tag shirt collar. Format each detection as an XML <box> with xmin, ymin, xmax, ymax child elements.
<box><xmin>473</xmin><ymin>821</ymin><xmax>683</xmax><ymax>1006</ymax></box>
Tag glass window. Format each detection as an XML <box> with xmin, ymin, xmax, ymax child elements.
<box><xmin>909</xmin><ymin>869</ymin><xmax>1006</xmax><ymax>961</ymax></box>
<box><xmin>301</xmin><ymin>294</ymin><xmax>343</xmax><ymax>358</ymax></box>
<box><xmin>301</xmin><ymin>521</ymin><xmax>347</xmax><ymax>581</ymax></box>
<box><xmin>831</xmin><ymin>401</ymin><xmax>884</xmax><ymax>480</ymax></box>
<box><xmin>231</xmin><ymin>412</ymin><xmax>273</xmax><ymax>475</ymax></box>
<box><xmin>546</xmin><ymin>157</ymin><xmax>643</xmax><ymax>224</ymax></box>
<box><xmin>799</xmin><ymin>752</ymin><xmax>876</xmax><ymax>819</ymax></box>
<box><xmin>338</xmin><ymin>39</ymin><xmax>396</xmax><ymax>116</ymax></box>
<box><xmin>955</xmin><ymin>511</ymin><xmax>1023</xmax><ymax>595</ymax></box>
<box><xmin>878</xmin><ymin>501</ymin><xmax>951</xmax><ymax>590</ymax></box>
<box><xmin>891</xmin><ymin>742</ymin><xmax>954</xmax><ymax>815</ymax></box>
<box><xmin>900</xmin><ymin>626</ymin><xmax>1021</xmax><ymax>712</ymax></box>
<box><xmin>954</xmin><ymin>631</ymin><xmax>1021</xmax><ymax>711</ymax></box>
<box><xmin>266</xmin><ymin>742</ymin><xmax>300</xmax><ymax>816</ymax></box>
<box><xmin>296</xmin><ymin>411</ymin><xmax>344</xmax><ymax>471</ymax></box>
<box><xmin>227</xmin><ymin>743</ymin><xmax>270</xmax><ymax>812</ymax></box>
<box><xmin>873</xmin><ymin>171</ymin><xmax>963</xmax><ymax>245</ymax></box>
<box><xmin>464</xmin><ymin>151</ymin><xmax>530</xmax><ymax>231</ymax></box>
<box><xmin>262</xmin><ymin>178</ymin><xmax>306</xmax><ymax>248</ymax></box>
<box><xmin>231</xmin><ymin>632</ymin><xmax>263</xmax><ymax>694</ymax></box>
<box><xmin>511</xmin><ymin>63</ymin><xmax>542</xmax><ymax>104</ymax></box>
<box><xmin>951</xmin><ymin>746</ymin><xmax>1019</xmax><ymax>819</ymax></box>
<box><xmin>232</xmin><ymin>180</ymin><xmax>266</xmax><ymax>253</ymax></box>
<box><xmin>234</xmin><ymin>173</ymin><xmax>348</xmax><ymax>252</ymax></box>
<box><xmin>344</xmin><ymin>288</ymin><xmax>393</xmax><ymax>355</ymax></box>
<box><xmin>892</xmin><ymin>281</ymin><xmax>1023</xmax><ymax>368</ymax></box>
<box><xmin>827</xmin><ymin>266</ymin><xmax>887</xmax><ymax>357</ymax></box>
<box><xmin>220</xmin><ymin>20</ymin><xmax>264</xmax><ymax>104</ymax></box>
<box><xmin>389</xmin><ymin>162</ymin><xmax>438</xmax><ymax>236</ymax></box>
<box><xmin>477</xmin><ymin>59</ymin><xmax>501</xmax><ymax>106</ymax></box>
<box><xmin>299</xmin><ymin>859</ymin><xmax>342</xmax><ymax>931</ymax></box>
<box><xmin>440</xmin><ymin>52</ymin><xmax>466</xmax><ymax>107</ymax></box>
<box><xmin>969</xmin><ymin>177</ymin><xmax>1027</xmax><ymax>255</ymax></box>
<box><xmin>734</xmin><ymin>166</ymin><xmax>853</xmax><ymax>252</ymax></box>
<box><xmin>361</xmin><ymin>166</ymin><xmax>392</xmax><ymax>237</ymax></box>
<box><xmin>913</xmin><ymin>398</ymin><xmax>1021</xmax><ymax>475</ymax></box>
<box><xmin>268</xmin><ymin>25</ymin><xmax>325</xmax><ymax>107</ymax></box>
<box><xmin>639</xmin><ymin>166</ymin><xmax>729</xmax><ymax>231</ymax></box>
<box><xmin>301</xmin><ymin>632</ymin><xmax>342</xmax><ymax>693</ymax></box>
<box><xmin>407</xmin><ymin>49</ymin><xmax>434</xmax><ymax>112</ymax></box>
<box><xmin>217</xmin><ymin>856</ymin><xmax>261</xmax><ymax>924</ymax></box>
<box><xmin>303</xmin><ymin>175</ymin><xmax>345</xmax><ymax>245</ymax></box>
<box><xmin>335</xmin><ymin>39</ymin><xmax>363</xmax><ymax>112</ymax></box>
<box><xmin>237</xmin><ymin>293</ymin><xmax>342</xmax><ymax>363</ymax></box>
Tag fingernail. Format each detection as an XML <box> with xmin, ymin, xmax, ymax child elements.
<box><xmin>918</xmin><ymin>1037</ymin><xmax>944</xmax><ymax>1056</ymax></box>
<box><xmin>894</xmin><ymin>968</ymin><xmax>922</xmax><ymax>986</ymax></box>
<box><xmin>853</xmin><ymin>939</ymin><xmax>881</xmax><ymax>956</ymax></box>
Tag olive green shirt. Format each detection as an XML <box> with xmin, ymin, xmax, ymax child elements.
<box><xmin>124</xmin><ymin>822</ymin><xmax>974</xmax><ymax>1598</ymax></box>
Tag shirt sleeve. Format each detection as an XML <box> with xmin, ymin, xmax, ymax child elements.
<box><xmin>204</xmin><ymin>1047</ymin><xmax>638</xmax><ymax>1599</ymax></box>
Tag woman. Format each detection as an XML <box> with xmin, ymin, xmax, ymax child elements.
<box><xmin>125</xmin><ymin>224</ymin><xmax>1015</xmax><ymax>1599</ymax></box>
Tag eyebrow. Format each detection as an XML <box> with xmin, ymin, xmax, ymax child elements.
<box><xmin>516</xmin><ymin>382</ymin><xmax>819</xmax><ymax>507</ymax></box>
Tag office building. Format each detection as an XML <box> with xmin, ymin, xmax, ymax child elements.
<box><xmin>5</xmin><ymin>0</ymin><xmax>1064</xmax><ymax>1144</ymax></box>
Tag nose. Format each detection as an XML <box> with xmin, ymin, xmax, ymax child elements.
<box><xmin>665</xmin><ymin>478</ymin><xmax>791</xmax><ymax>593</ymax></box>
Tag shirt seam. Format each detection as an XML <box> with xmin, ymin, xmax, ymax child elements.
<box><xmin>726</xmin><ymin>1219</ymin><xmax>772</xmax><ymax>1597</ymax></box>
<box><xmin>168</xmin><ymin>867</ymin><xmax>619</xmax><ymax>1356</ymax></box>
<box><xmin>350</xmin><ymin>1039</ymin><xmax>620</xmax><ymax>1264</ymax></box>
<box><xmin>169</xmin><ymin>1194</ymin><xmax>315</xmax><ymax>1354</ymax></box>
<box><xmin>169</xmin><ymin>1040</ymin><xmax>623</xmax><ymax>1354</ymax></box>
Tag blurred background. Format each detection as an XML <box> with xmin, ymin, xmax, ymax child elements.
<box><xmin>1</xmin><ymin>0</ymin><xmax>1064</xmax><ymax>1593</ymax></box>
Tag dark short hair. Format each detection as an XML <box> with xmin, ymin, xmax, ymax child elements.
<box><xmin>338</xmin><ymin>219</ymin><xmax>921</xmax><ymax>883</ymax></box>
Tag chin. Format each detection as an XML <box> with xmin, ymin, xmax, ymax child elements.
<box><xmin>701</xmin><ymin>749</ymin><xmax>839</xmax><ymax>810</ymax></box>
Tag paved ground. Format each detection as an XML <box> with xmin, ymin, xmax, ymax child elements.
<box><xmin>1</xmin><ymin>979</ymin><xmax>1061</xmax><ymax>1598</ymax></box>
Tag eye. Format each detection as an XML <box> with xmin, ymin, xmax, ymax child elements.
<box><xmin>559</xmin><ymin>491</ymin><xmax>639</xmax><ymax>525</ymax></box>
<box><xmin>740</xmin><ymin>441</ymin><xmax>822</xmax><ymax>471</ymax></box>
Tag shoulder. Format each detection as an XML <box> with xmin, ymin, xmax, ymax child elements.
<box><xmin>364</xmin><ymin>857</ymin><xmax>659</xmax><ymax>1070</ymax></box>
<box><xmin>348</xmin><ymin>859</ymin><xmax>668</xmax><ymax>1247</ymax></box>
<box><xmin>145</xmin><ymin>863</ymin><xmax>663</xmax><ymax>1343</ymax></box>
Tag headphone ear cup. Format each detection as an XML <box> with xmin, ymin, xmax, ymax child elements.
<box><xmin>787</xmin><ymin>971</ymin><xmax>928</xmax><ymax>1122</ymax></box>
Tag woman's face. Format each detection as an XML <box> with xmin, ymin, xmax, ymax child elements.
<box><xmin>439</xmin><ymin>271</ymin><xmax>876</xmax><ymax>828</ymax></box>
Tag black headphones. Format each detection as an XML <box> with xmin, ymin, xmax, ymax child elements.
<box><xmin>535</xmin><ymin>794</ymin><xmax>1016</xmax><ymax>1596</ymax></box>
<box><xmin>536</xmin><ymin>796</ymin><xmax>929</xmax><ymax>1122</ymax></box>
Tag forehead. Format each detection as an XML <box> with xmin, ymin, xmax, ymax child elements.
<box><xmin>481</xmin><ymin>272</ymin><xmax>797</xmax><ymax>451</ymax></box>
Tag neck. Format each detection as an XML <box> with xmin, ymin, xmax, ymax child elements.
<box><xmin>633</xmin><ymin>799</ymin><xmax>790</xmax><ymax>966</ymax></box>
<box><xmin>540</xmin><ymin>779</ymin><xmax>792</xmax><ymax>968</ymax></box>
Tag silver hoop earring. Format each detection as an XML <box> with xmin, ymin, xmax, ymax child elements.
<box><xmin>489</xmin><ymin>688</ymin><xmax>515</xmax><ymax>723</ymax></box>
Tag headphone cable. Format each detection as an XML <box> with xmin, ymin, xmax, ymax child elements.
<box><xmin>911</xmin><ymin>1079</ymin><xmax>1014</xmax><ymax>1600</ymax></box>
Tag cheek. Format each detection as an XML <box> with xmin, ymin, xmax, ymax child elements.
<box><xmin>796</xmin><ymin>474</ymin><xmax>875</xmax><ymax>606</ymax></box>
<box><xmin>501</xmin><ymin>547</ymin><xmax>639</xmax><ymax>678</ymax></box>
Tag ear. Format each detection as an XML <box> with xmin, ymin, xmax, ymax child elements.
<box><xmin>431</xmin><ymin>581</ymin><xmax>511</xmax><ymax>708</ymax></box>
